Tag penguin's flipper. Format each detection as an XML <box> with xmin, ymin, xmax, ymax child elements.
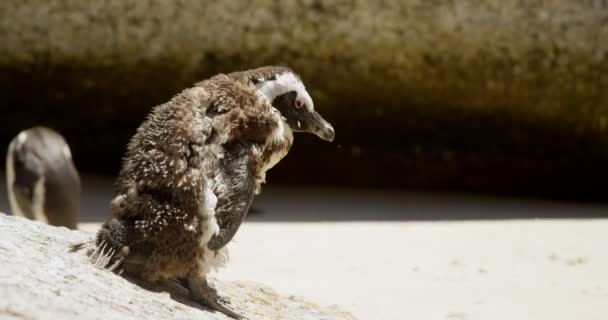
<box><xmin>207</xmin><ymin>142</ymin><xmax>256</xmax><ymax>251</ymax></box>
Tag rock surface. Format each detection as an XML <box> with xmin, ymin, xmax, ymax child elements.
<box><xmin>1</xmin><ymin>0</ymin><xmax>607</xmax><ymax>115</ymax></box>
<box><xmin>0</xmin><ymin>213</ymin><xmax>354</xmax><ymax>320</ymax></box>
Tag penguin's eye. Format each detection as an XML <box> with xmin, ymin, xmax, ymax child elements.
<box><xmin>295</xmin><ymin>99</ymin><xmax>304</xmax><ymax>109</ymax></box>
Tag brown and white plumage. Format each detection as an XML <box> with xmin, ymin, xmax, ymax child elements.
<box><xmin>85</xmin><ymin>66</ymin><xmax>334</xmax><ymax>319</ymax></box>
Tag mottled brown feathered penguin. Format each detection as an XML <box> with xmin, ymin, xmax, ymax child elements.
<box><xmin>85</xmin><ymin>66</ymin><xmax>334</xmax><ymax>319</ymax></box>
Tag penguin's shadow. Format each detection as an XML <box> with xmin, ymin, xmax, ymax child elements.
<box><xmin>247</xmin><ymin>206</ymin><xmax>264</xmax><ymax>216</ymax></box>
<box><xmin>123</xmin><ymin>275</ymin><xmax>216</xmax><ymax>313</ymax></box>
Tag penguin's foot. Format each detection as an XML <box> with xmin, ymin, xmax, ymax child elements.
<box><xmin>187</xmin><ymin>276</ymin><xmax>245</xmax><ymax>320</ymax></box>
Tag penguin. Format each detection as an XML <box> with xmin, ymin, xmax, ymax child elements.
<box><xmin>85</xmin><ymin>66</ymin><xmax>334</xmax><ymax>319</ymax></box>
<box><xmin>6</xmin><ymin>126</ymin><xmax>80</xmax><ymax>229</ymax></box>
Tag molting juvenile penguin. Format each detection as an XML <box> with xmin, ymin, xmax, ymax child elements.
<box><xmin>84</xmin><ymin>66</ymin><xmax>334</xmax><ymax>319</ymax></box>
<box><xmin>6</xmin><ymin>126</ymin><xmax>80</xmax><ymax>229</ymax></box>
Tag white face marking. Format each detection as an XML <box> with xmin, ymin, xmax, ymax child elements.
<box><xmin>255</xmin><ymin>72</ymin><xmax>314</xmax><ymax>112</ymax></box>
<box><xmin>62</xmin><ymin>145</ymin><xmax>72</xmax><ymax>160</ymax></box>
<box><xmin>297</xmin><ymin>120</ymin><xmax>301</xmax><ymax>128</ymax></box>
<box><xmin>16</xmin><ymin>131</ymin><xmax>28</xmax><ymax>146</ymax></box>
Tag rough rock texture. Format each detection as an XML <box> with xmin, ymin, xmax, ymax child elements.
<box><xmin>0</xmin><ymin>213</ymin><xmax>354</xmax><ymax>320</ymax></box>
<box><xmin>2</xmin><ymin>0</ymin><xmax>607</xmax><ymax>113</ymax></box>
<box><xmin>1</xmin><ymin>1</ymin><xmax>608</xmax><ymax>199</ymax></box>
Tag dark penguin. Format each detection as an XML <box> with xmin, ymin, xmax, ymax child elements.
<box><xmin>6</xmin><ymin>126</ymin><xmax>80</xmax><ymax>229</ymax></box>
<box><xmin>86</xmin><ymin>66</ymin><xmax>334</xmax><ymax>319</ymax></box>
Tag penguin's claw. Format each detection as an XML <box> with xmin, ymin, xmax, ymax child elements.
<box><xmin>187</xmin><ymin>276</ymin><xmax>246</xmax><ymax>320</ymax></box>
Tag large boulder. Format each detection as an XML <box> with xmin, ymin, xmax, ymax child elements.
<box><xmin>0</xmin><ymin>213</ymin><xmax>354</xmax><ymax>320</ymax></box>
<box><xmin>1</xmin><ymin>1</ymin><xmax>607</xmax><ymax>199</ymax></box>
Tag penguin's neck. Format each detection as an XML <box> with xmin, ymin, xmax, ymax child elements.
<box><xmin>251</xmin><ymin>117</ymin><xmax>293</xmax><ymax>194</ymax></box>
<box><xmin>263</xmin><ymin>117</ymin><xmax>293</xmax><ymax>171</ymax></box>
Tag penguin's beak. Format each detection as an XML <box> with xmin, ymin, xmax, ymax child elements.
<box><xmin>299</xmin><ymin>111</ymin><xmax>335</xmax><ymax>142</ymax></box>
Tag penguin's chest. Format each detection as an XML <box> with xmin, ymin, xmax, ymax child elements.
<box><xmin>251</xmin><ymin>123</ymin><xmax>293</xmax><ymax>193</ymax></box>
<box><xmin>262</xmin><ymin>143</ymin><xmax>291</xmax><ymax>172</ymax></box>
<box><xmin>261</xmin><ymin>121</ymin><xmax>294</xmax><ymax>173</ymax></box>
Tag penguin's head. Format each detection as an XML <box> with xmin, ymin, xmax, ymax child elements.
<box><xmin>255</xmin><ymin>71</ymin><xmax>335</xmax><ymax>142</ymax></box>
<box><xmin>5</xmin><ymin>127</ymin><xmax>80</xmax><ymax>229</ymax></box>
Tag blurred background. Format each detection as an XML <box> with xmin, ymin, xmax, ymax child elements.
<box><xmin>2</xmin><ymin>2</ymin><xmax>608</xmax><ymax>319</ymax></box>
<box><xmin>2</xmin><ymin>1</ymin><xmax>608</xmax><ymax>203</ymax></box>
